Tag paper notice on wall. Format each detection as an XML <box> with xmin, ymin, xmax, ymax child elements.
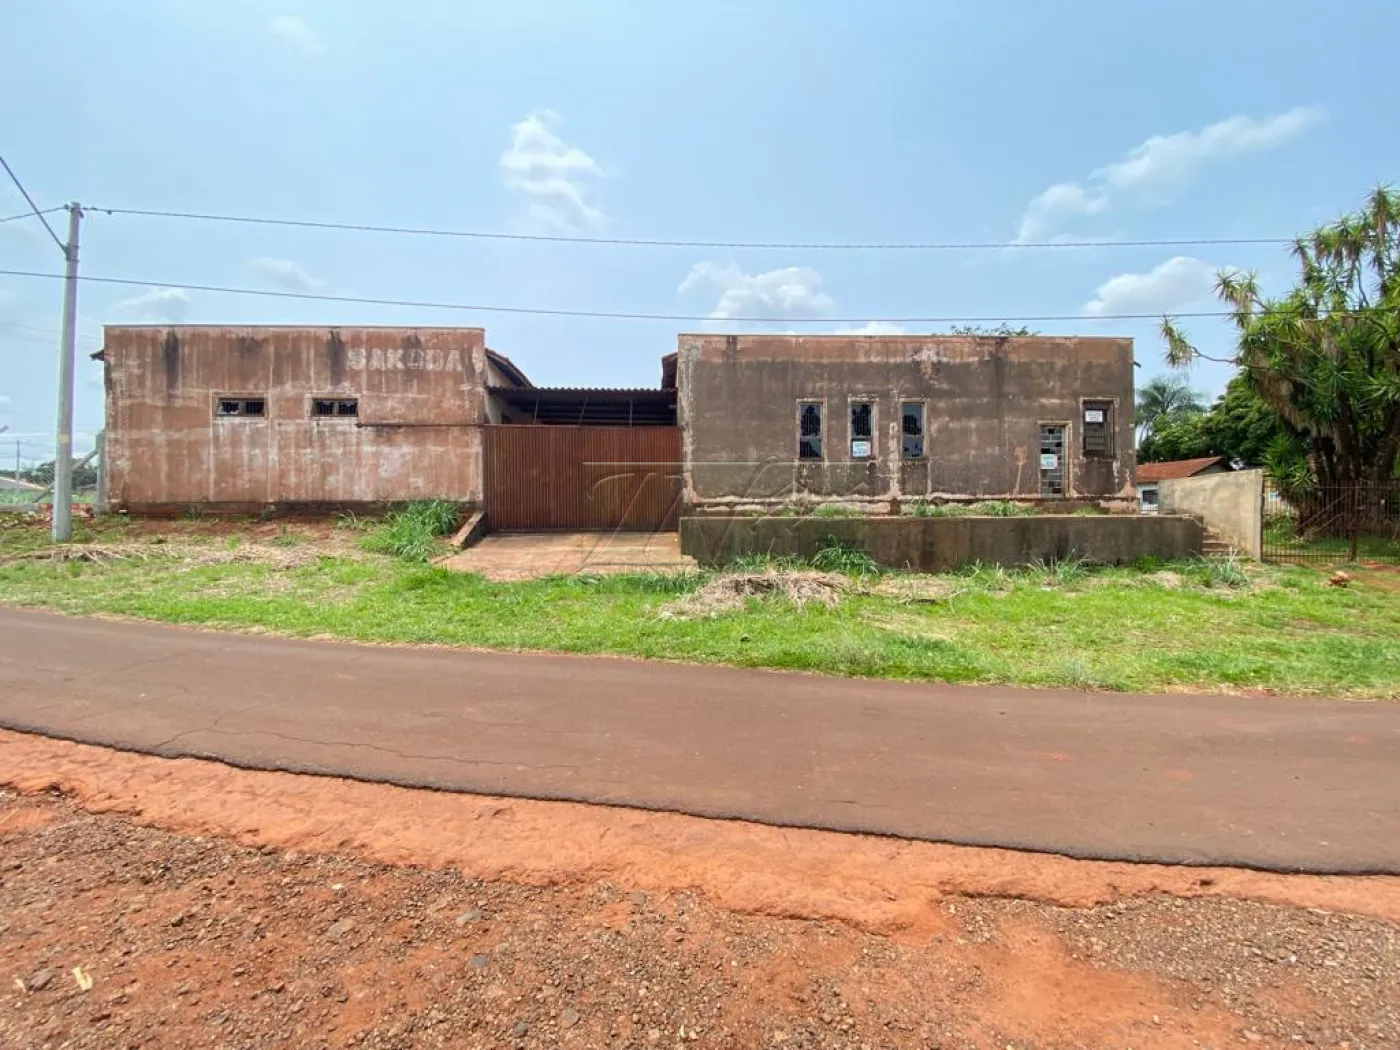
<box><xmin>850</xmin><ymin>440</ymin><xmax>872</xmax><ymax>458</ymax></box>
<box><xmin>1084</xmin><ymin>409</ymin><xmax>1105</xmax><ymax>423</ymax></box>
<box><xmin>1040</xmin><ymin>453</ymin><xmax>1059</xmax><ymax>470</ymax></box>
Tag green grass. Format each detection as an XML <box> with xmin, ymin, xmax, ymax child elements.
<box><xmin>1264</xmin><ymin>519</ymin><xmax>1400</xmax><ymax>562</ymax></box>
<box><xmin>361</xmin><ymin>500</ymin><xmax>461</xmax><ymax>562</ymax></box>
<box><xmin>906</xmin><ymin>499</ymin><xmax>1039</xmax><ymax>518</ymax></box>
<box><xmin>2</xmin><ymin>519</ymin><xmax>1398</xmax><ymax>698</ymax></box>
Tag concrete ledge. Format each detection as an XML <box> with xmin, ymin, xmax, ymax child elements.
<box><xmin>681</xmin><ymin>515</ymin><xmax>1204</xmax><ymax>571</ymax></box>
<box><xmin>449</xmin><ymin>510</ymin><xmax>488</xmax><ymax>550</ymax></box>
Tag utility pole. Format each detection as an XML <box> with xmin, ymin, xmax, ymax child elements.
<box><xmin>52</xmin><ymin>202</ymin><xmax>83</xmax><ymax>542</ymax></box>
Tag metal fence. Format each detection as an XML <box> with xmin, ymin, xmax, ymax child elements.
<box><xmin>1262</xmin><ymin>479</ymin><xmax>1400</xmax><ymax>565</ymax></box>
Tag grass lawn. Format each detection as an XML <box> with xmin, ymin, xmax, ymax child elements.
<box><xmin>1</xmin><ymin>515</ymin><xmax>1398</xmax><ymax>698</ymax></box>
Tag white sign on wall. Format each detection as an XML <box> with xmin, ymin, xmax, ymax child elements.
<box><xmin>1084</xmin><ymin>409</ymin><xmax>1105</xmax><ymax>423</ymax></box>
<box><xmin>850</xmin><ymin>440</ymin><xmax>872</xmax><ymax>458</ymax></box>
<box><xmin>1040</xmin><ymin>453</ymin><xmax>1059</xmax><ymax>470</ymax></box>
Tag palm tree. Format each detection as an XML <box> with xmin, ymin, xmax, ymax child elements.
<box><xmin>1135</xmin><ymin>376</ymin><xmax>1205</xmax><ymax>443</ymax></box>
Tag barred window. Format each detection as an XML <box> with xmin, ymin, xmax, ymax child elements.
<box><xmin>1082</xmin><ymin>401</ymin><xmax>1113</xmax><ymax>458</ymax></box>
<box><xmin>798</xmin><ymin>401</ymin><xmax>823</xmax><ymax>461</ymax></box>
<box><xmin>849</xmin><ymin>401</ymin><xmax>873</xmax><ymax>459</ymax></box>
<box><xmin>901</xmin><ymin>402</ymin><xmax>925</xmax><ymax>459</ymax></box>
<box><xmin>216</xmin><ymin>397</ymin><xmax>266</xmax><ymax>418</ymax></box>
<box><xmin>312</xmin><ymin>398</ymin><xmax>359</xmax><ymax>418</ymax></box>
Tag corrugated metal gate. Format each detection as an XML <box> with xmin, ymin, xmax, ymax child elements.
<box><xmin>482</xmin><ymin>425</ymin><xmax>683</xmax><ymax>531</ymax></box>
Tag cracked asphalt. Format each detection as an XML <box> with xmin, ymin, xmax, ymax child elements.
<box><xmin>1</xmin><ymin>607</ymin><xmax>1397</xmax><ymax>874</ymax></box>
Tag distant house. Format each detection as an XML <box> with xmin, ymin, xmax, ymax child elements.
<box><xmin>1137</xmin><ymin>456</ymin><xmax>1230</xmax><ymax>512</ymax></box>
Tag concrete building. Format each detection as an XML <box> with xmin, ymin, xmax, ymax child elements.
<box><xmin>676</xmin><ymin>333</ymin><xmax>1137</xmax><ymax>513</ymax></box>
<box><xmin>98</xmin><ymin>326</ymin><xmax>1136</xmax><ymax>522</ymax></box>
<box><xmin>99</xmin><ymin>326</ymin><xmax>530</xmax><ymax>513</ymax></box>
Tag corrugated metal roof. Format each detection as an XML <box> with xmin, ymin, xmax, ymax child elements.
<box><xmin>1137</xmin><ymin>456</ymin><xmax>1227</xmax><ymax>483</ymax></box>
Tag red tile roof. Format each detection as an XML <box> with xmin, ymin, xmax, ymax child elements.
<box><xmin>1136</xmin><ymin>456</ymin><xmax>1227</xmax><ymax>483</ymax></box>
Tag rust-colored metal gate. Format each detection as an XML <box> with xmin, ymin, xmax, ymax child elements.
<box><xmin>482</xmin><ymin>425</ymin><xmax>683</xmax><ymax>531</ymax></box>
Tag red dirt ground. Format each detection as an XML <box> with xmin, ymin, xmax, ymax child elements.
<box><xmin>3</xmin><ymin>729</ymin><xmax>1398</xmax><ymax>1050</ymax></box>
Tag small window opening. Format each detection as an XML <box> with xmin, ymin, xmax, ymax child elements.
<box><xmin>798</xmin><ymin>401</ymin><xmax>823</xmax><ymax>461</ymax></box>
<box><xmin>1082</xmin><ymin>400</ymin><xmax>1113</xmax><ymax>458</ymax></box>
<box><xmin>901</xmin><ymin>402</ymin><xmax>925</xmax><ymax>459</ymax></box>
<box><xmin>217</xmin><ymin>397</ymin><xmax>265</xmax><ymax>418</ymax></box>
<box><xmin>313</xmin><ymin>398</ymin><xmax>358</xmax><ymax>418</ymax></box>
<box><xmin>849</xmin><ymin>402</ymin><xmax>873</xmax><ymax>459</ymax></box>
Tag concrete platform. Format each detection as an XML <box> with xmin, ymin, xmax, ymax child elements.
<box><xmin>440</xmin><ymin>531</ymin><xmax>695</xmax><ymax>580</ymax></box>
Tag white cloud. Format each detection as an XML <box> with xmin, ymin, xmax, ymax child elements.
<box><xmin>1083</xmin><ymin>256</ymin><xmax>1220</xmax><ymax>317</ymax></box>
<box><xmin>679</xmin><ymin>263</ymin><xmax>834</xmax><ymax>321</ymax></box>
<box><xmin>828</xmin><ymin>321</ymin><xmax>906</xmax><ymax>335</ymax></box>
<box><xmin>113</xmin><ymin>287</ymin><xmax>191</xmax><ymax>322</ymax></box>
<box><xmin>500</xmin><ymin>110</ymin><xmax>607</xmax><ymax>230</ymax></box>
<box><xmin>1017</xmin><ymin>106</ymin><xmax>1324</xmax><ymax>242</ymax></box>
<box><xmin>0</xmin><ymin>395</ymin><xmax>11</xmax><ymax>405</ymax></box>
<box><xmin>269</xmin><ymin>15</ymin><xmax>324</xmax><ymax>57</ymax></box>
<box><xmin>249</xmin><ymin>257</ymin><xmax>325</xmax><ymax>293</ymax></box>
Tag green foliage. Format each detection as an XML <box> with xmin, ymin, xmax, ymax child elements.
<box><xmin>809</xmin><ymin>539</ymin><xmax>883</xmax><ymax>576</ymax></box>
<box><xmin>1025</xmin><ymin>553</ymin><xmax>1089</xmax><ymax>585</ymax></box>
<box><xmin>1188</xmin><ymin>555</ymin><xmax>1251</xmax><ymax>589</ymax></box>
<box><xmin>907</xmin><ymin>500</ymin><xmax>967</xmax><ymax>518</ymax></box>
<box><xmin>1163</xmin><ymin>186</ymin><xmax>1400</xmax><ymax>490</ymax></box>
<box><xmin>361</xmin><ymin>500</ymin><xmax>461</xmax><ymax>562</ymax></box>
<box><xmin>810</xmin><ymin>504</ymin><xmax>868</xmax><ymax>518</ymax></box>
<box><xmin>946</xmin><ymin>323</ymin><xmax>1038</xmax><ymax>337</ymax></box>
<box><xmin>1137</xmin><ymin>409</ymin><xmax>1216</xmax><ymax>463</ymax></box>
<box><xmin>333</xmin><ymin>510</ymin><xmax>375</xmax><ymax>532</ymax></box>
<box><xmin>3</xmin><ymin>518</ymin><xmax>1400</xmax><ymax>697</ymax></box>
<box><xmin>968</xmin><ymin>500</ymin><xmax>1037</xmax><ymax>517</ymax></box>
<box><xmin>18</xmin><ymin>459</ymin><xmax>99</xmax><ymax>489</ymax></box>
<box><xmin>1136</xmin><ymin>376</ymin><xmax>1206</xmax><ymax>442</ymax></box>
<box><xmin>1199</xmin><ymin>374</ymin><xmax>1288</xmax><ymax>468</ymax></box>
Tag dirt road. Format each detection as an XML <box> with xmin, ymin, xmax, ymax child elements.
<box><xmin>1</xmin><ymin>607</ymin><xmax>1397</xmax><ymax>873</ymax></box>
<box><xmin>3</xmin><ymin>732</ymin><xmax>1399</xmax><ymax>1050</ymax></box>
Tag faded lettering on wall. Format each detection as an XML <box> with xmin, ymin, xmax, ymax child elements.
<box><xmin>344</xmin><ymin>347</ymin><xmax>469</xmax><ymax>372</ymax></box>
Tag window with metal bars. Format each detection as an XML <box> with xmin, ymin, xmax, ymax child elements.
<box><xmin>312</xmin><ymin>398</ymin><xmax>359</xmax><ymax>418</ymax></box>
<box><xmin>901</xmin><ymin>402</ymin><xmax>925</xmax><ymax>459</ymax></box>
<box><xmin>1081</xmin><ymin>400</ymin><xmax>1113</xmax><ymax>458</ymax></box>
<box><xmin>216</xmin><ymin>397</ymin><xmax>266</xmax><ymax>418</ymax></box>
<box><xmin>798</xmin><ymin>401</ymin><xmax>823</xmax><ymax>460</ymax></box>
<box><xmin>849</xmin><ymin>401</ymin><xmax>873</xmax><ymax>459</ymax></box>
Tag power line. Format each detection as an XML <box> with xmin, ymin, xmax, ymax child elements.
<box><xmin>0</xmin><ymin>205</ymin><xmax>65</xmax><ymax>224</ymax></box>
<box><xmin>92</xmin><ymin>205</ymin><xmax>1294</xmax><ymax>251</ymax></box>
<box><xmin>0</xmin><ymin>265</ymin><xmax>1338</xmax><ymax>325</ymax></box>
<box><xmin>0</xmin><ymin>156</ymin><xmax>64</xmax><ymax>250</ymax></box>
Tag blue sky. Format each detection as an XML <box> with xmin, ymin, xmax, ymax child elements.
<box><xmin>3</xmin><ymin>0</ymin><xmax>1398</xmax><ymax>460</ymax></box>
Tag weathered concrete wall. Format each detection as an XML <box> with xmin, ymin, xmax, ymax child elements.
<box><xmin>103</xmin><ymin>326</ymin><xmax>488</xmax><ymax>510</ymax></box>
<box><xmin>681</xmin><ymin>515</ymin><xmax>1203</xmax><ymax>571</ymax></box>
<box><xmin>676</xmin><ymin>334</ymin><xmax>1136</xmax><ymax>512</ymax></box>
<box><xmin>1159</xmin><ymin>469</ymin><xmax>1263</xmax><ymax>560</ymax></box>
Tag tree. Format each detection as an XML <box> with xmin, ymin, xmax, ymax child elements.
<box><xmin>947</xmin><ymin>324</ymin><xmax>1038</xmax><ymax>337</ymax></box>
<box><xmin>1163</xmin><ymin>187</ymin><xmax>1400</xmax><ymax>496</ymax></box>
<box><xmin>1137</xmin><ymin>410</ymin><xmax>1215</xmax><ymax>463</ymax></box>
<box><xmin>1135</xmin><ymin>376</ymin><xmax>1205</xmax><ymax>443</ymax></box>
<box><xmin>1198</xmin><ymin>374</ymin><xmax>1287</xmax><ymax>468</ymax></box>
<box><xmin>21</xmin><ymin>459</ymin><xmax>99</xmax><ymax>489</ymax></box>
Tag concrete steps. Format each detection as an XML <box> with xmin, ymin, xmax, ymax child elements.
<box><xmin>1202</xmin><ymin>527</ymin><xmax>1237</xmax><ymax>558</ymax></box>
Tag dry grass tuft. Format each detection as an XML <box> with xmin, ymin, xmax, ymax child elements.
<box><xmin>661</xmin><ymin>569</ymin><xmax>851</xmax><ymax>618</ymax></box>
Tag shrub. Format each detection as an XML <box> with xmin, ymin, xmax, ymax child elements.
<box><xmin>362</xmin><ymin>500</ymin><xmax>461</xmax><ymax>562</ymax></box>
<box><xmin>969</xmin><ymin>500</ymin><xmax>1038</xmax><ymax>517</ymax></box>
<box><xmin>1189</xmin><ymin>554</ymin><xmax>1250</xmax><ymax>589</ymax></box>
<box><xmin>907</xmin><ymin>500</ymin><xmax>970</xmax><ymax>518</ymax></box>
<box><xmin>809</xmin><ymin>538</ymin><xmax>883</xmax><ymax>577</ymax></box>
<box><xmin>1025</xmin><ymin>553</ymin><xmax>1089</xmax><ymax>585</ymax></box>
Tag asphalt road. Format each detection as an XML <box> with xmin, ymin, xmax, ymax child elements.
<box><xmin>1</xmin><ymin>607</ymin><xmax>1396</xmax><ymax>874</ymax></box>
